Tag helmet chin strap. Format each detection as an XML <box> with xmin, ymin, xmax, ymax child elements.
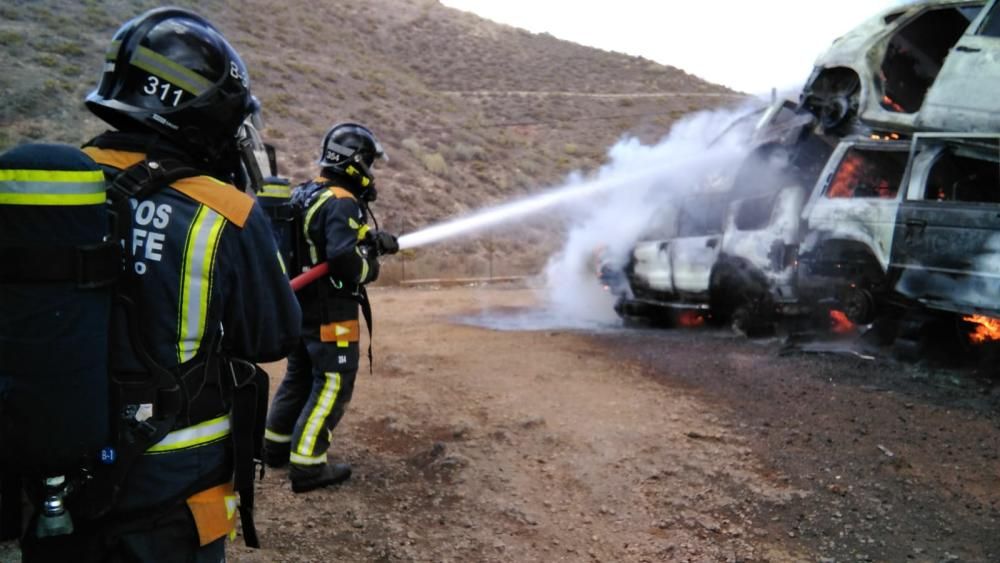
<box><xmin>234</xmin><ymin>124</ymin><xmax>264</xmax><ymax>193</ymax></box>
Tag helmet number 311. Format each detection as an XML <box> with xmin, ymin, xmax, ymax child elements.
<box><xmin>143</xmin><ymin>75</ymin><xmax>184</xmax><ymax>107</ymax></box>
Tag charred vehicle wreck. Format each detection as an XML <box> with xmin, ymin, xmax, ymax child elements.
<box><xmin>615</xmin><ymin>0</ymin><xmax>1000</xmax><ymax>351</ymax></box>
<box><xmin>804</xmin><ymin>133</ymin><xmax>1000</xmax><ymax>346</ymax></box>
<box><xmin>616</xmin><ymin>115</ymin><xmax>834</xmax><ymax>333</ymax></box>
<box><xmin>800</xmin><ymin>0</ymin><xmax>987</xmax><ymax>135</ymax></box>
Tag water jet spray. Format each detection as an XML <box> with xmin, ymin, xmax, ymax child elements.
<box><xmin>288</xmin><ymin>144</ymin><xmax>737</xmax><ymax>291</ymax></box>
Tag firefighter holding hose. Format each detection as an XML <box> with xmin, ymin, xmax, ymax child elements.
<box><xmin>263</xmin><ymin>123</ymin><xmax>399</xmax><ymax>492</ymax></box>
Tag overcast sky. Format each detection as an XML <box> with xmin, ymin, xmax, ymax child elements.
<box><xmin>440</xmin><ymin>0</ymin><xmax>910</xmax><ymax>95</ymax></box>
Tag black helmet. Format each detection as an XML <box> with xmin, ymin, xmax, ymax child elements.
<box><xmin>85</xmin><ymin>8</ymin><xmax>254</xmax><ymax>162</ymax></box>
<box><xmin>318</xmin><ymin>123</ymin><xmax>386</xmax><ymax>194</ymax></box>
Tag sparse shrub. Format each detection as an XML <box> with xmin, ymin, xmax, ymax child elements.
<box><xmin>451</xmin><ymin>143</ymin><xmax>483</xmax><ymax>162</ymax></box>
<box><xmin>420</xmin><ymin>153</ymin><xmax>446</xmax><ymax>175</ymax></box>
<box><xmin>61</xmin><ymin>64</ymin><xmax>82</xmax><ymax>77</ymax></box>
<box><xmin>401</xmin><ymin>138</ymin><xmax>422</xmax><ymax>157</ymax></box>
<box><xmin>82</xmin><ymin>5</ymin><xmax>113</xmax><ymax>28</ymax></box>
<box><xmin>0</xmin><ymin>6</ymin><xmax>19</xmax><ymax>21</ymax></box>
<box><xmin>287</xmin><ymin>59</ymin><xmax>310</xmax><ymax>75</ymax></box>
<box><xmin>51</xmin><ymin>41</ymin><xmax>84</xmax><ymax>57</ymax></box>
<box><xmin>563</xmin><ymin>143</ymin><xmax>578</xmax><ymax>156</ymax></box>
<box><xmin>263</xmin><ymin>92</ymin><xmax>294</xmax><ymax>118</ymax></box>
<box><xmin>0</xmin><ymin>30</ymin><xmax>24</xmax><ymax>47</ymax></box>
<box><xmin>617</xmin><ymin>97</ymin><xmax>635</xmax><ymax>107</ymax></box>
<box><xmin>37</xmin><ymin>54</ymin><xmax>58</xmax><ymax>68</ymax></box>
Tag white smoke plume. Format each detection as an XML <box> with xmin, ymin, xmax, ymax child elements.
<box><xmin>538</xmin><ymin>104</ymin><xmax>763</xmax><ymax>327</ymax></box>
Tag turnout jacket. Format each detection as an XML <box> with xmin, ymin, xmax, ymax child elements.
<box><xmin>292</xmin><ymin>177</ymin><xmax>378</xmax><ymax>326</ymax></box>
<box><xmin>84</xmin><ymin>132</ymin><xmax>301</xmax><ymax>370</ymax></box>
<box><xmin>81</xmin><ymin>132</ymin><xmax>301</xmax><ymax>515</ymax></box>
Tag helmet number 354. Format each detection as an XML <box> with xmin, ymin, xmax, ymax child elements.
<box><xmin>143</xmin><ymin>75</ymin><xmax>184</xmax><ymax>107</ymax></box>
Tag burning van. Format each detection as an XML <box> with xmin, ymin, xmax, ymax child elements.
<box><xmin>800</xmin><ymin>0</ymin><xmax>988</xmax><ymax>135</ymax></box>
<box><xmin>615</xmin><ymin>116</ymin><xmax>834</xmax><ymax>332</ymax></box>
<box><xmin>796</xmin><ymin>135</ymin><xmax>913</xmax><ymax>325</ymax></box>
<box><xmin>791</xmin><ymin>130</ymin><xmax>1000</xmax><ymax>351</ymax></box>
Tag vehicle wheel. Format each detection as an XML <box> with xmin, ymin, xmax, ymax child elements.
<box><xmin>841</xmin><ymin>286</ymin><xmax>877</xmax><ymax>325</ymax></box>
<box><xmin>730</xmin><ymin>303</ymin><xmax>753</xmax><ymax>337</ymax></box>
<box><xmin>730</xmin><ymin>298</ymin><xmax>774</xmax><ymax>338</ymax></box>
<box><xmin>710</xmin><ymin>265</ymin><xmax>772</xmax><ymax>337</ymax></box>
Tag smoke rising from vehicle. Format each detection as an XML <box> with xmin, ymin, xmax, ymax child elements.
<box><xmin>452</xmin><ymin>104</ymin><xmax>762</xmax><ymax>331</ymax></box>
<box><xmin>535</xmin><ymin>106</ymin><xmax>758</xmax><ymax>328</ymax></box>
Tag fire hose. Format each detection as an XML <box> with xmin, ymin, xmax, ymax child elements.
<box><xmin>289</xmin><ymin>232</ymin><xmax>411</xmax><ymax>292</ymax></box>
<box><xmin>289</xmin><ymin>262</ymin><xmax>329</xmax><ymax>292</ymax></box>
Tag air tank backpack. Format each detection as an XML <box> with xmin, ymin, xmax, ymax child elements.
<box><xmin>0</xmin><ymin>143</ymin><xmax>269</xmax><ymax>547</ymax></box>
<box><xmin>258</xmin><ymin>175</ymin><xmax>297</xmax><ymax>272</ymax></box>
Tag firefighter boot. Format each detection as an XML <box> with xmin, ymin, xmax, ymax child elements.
<box><xmin>262</xmin><ymin>440</ymin><xmax>290</xmax><ymax>468</ymax></box>
<box><xmin>290</xmin><ymin>463</ymin><xmax>352</xmax><ymax>493</ymax></box>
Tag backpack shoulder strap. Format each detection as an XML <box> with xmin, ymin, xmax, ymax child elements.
<box><xmin>327</xmin><ymin>186</ymin><xmax>356</xmax><ymax>201</ymax></box>
<box><xmin>312</xmin><ymin>178</ymin><xmax>357</xmax><ymax>202</ymax></box>
<box><xmin>84</xmin><ymin>147</ymin><xmax>255</xmax><ymax>228</ymax></box>
<box><xmin>172</xmin><ymin>177</ymin><xmax>254</xmax><ymax>228</ymax></box>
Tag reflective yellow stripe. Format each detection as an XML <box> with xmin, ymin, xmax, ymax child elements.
<box><xmin>304</xmin><ymin>190</ymin><xmax>333</xmax><ymax>264</ymax></box>
<box><xmin>146</xmin><ymin>415</ymin><xmax>230</xmax><ymax>454</ymax></box>
<box><xmin>295</xmin><ymin>372</ymin><xmax>341</xmax><ymax>458</ymax></box>
<box><xmin>357</xmin><ymin>224</ymin><xmax>370</xmax><ymax>242</ymax></box>
<box><xmin>357</xmin><ymin>247</ymin><xmax>369</xmax><ymax>282</ymax></box>
<box><xmin>105</xmin><ymin>40</ymin><xmax>121</xmax><ymax>61</ymax></box>
<box><xmin>131</xmin><ymin>45</ymin><xmax>213</xmax><ymax>95</ymax></box>
<box><xmin>0</xmin><ymin>169</ymin><xmax>105</xmax><ymax>206</ymax></box>
<box><xmin>290</xmin><ymin>451</ymin><xmax>327</xmax><ymax>465</ymax></box>
<box><xmin>177</xmin><ymin>205</ymin><xmax>226</xmax><ymax>363</ymax></box>
<box><xmin>277</xmin><ymin>250</ymin><xmax>287</xmax><ymax>274</ymax></box>
<box><xmin>259</xmin><ymin>183</ymin><xmax>291</xmax><ymax>198</ymax></box>
<box><xmin>0</xmin><ymin>169</ymin><xmax>105</xmax><ymax>183</ymax></box>
<box><xmin>0</xmin><ymin>192</ymin><xmax>105</xmax><ymax>205</ymax></box>
<box><xmin>264</xmin><ymin>429</ymin><xmax>292</xmax><ymax>443</ymax></box>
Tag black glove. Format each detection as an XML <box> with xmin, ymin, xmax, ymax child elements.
<box><xmin>373</xmin><ymin>231</ymin><xmax>399</xmax><ymax>256</ymax></box>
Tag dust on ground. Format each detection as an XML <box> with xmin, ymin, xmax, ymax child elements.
<box><xmin>224</xmin><ymin>282</ymin><xmax>996</xmax><ymax>562</ymax></box>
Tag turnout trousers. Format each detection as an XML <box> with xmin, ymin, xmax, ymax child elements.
<box><xmin>265</xmin><ymin>316</ymin><xmax>359</xmax><ymax>467</ymax></box>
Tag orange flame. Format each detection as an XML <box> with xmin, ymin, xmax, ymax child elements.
<box><xmin>882</xmin><ymin>95</ymin><xmax>905</xmax><ymax>112</ymax></box>
<box><xmin>963</xmin><ymin>314</ymin><xmax>1000</xmax><ymax>343</ymax></box>
<box><xmin>677</xmin><ymin>311</ymin><xmax>704</xmax><ymax>328</ymax></box>
<box><xmin>829</xmin><ymin>310</ymin><xmax>855</xmax><ymax>334</ymax></box>
<box><xmin>827</xmin><ymin>153</ymin><xmax>863</xmax><ymax>198</ymax></box>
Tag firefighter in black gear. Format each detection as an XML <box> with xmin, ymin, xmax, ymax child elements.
<box><xmin>263</xmin><ymin>123</ymin><xmax>399</xmax><ymax>493</ymax></box>
<box><xmin>19</xmin><ymin>8</ymin><xmax>301</xmax><ymax>562</ymax></box>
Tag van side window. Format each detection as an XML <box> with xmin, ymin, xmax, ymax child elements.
<box><xmin>825</xmin><ymin>148</ymin><xmax>907</xmax><ymax>199</ymax></box>
<box><xmin>879</xmin><ymin>6</ymin><xmax>979</xmax><ymax>113</ymax></box>
<box><xmin>923</xmin><ymin>149</ymin><xmax>1000</xmax><ymax>203</ymax></box>
<box><xmin>677</xmin><ymin>200</ymin><xmax>725</xmax><ymax>237</ymax></box>
<box><xmin>978</xmin><ymin>3</ymin><xmax>1000</xmax><ymax>37</ymax></box>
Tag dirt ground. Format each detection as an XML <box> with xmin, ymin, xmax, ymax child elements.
<box><xmin>221</xmin><ymin>282</ymin><xmax>1000</xmax><ymax>563</ymax></box>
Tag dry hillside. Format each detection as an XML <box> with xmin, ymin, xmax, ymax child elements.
<box><xmin>0</xmin><ymin>0</ymin><xmax>744</xmax><ymax>277</ymax></box>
